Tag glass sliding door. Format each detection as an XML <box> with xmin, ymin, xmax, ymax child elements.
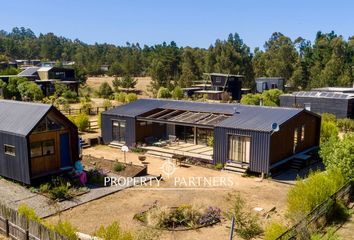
<box><xmin>112</xmin><ymin>120</ymin><xmax>126</xmax><ymax>143</ymax></box>
<box><xmin>228</xmin><ymin>135</ymin><xmax>251</xmax><ymax>163</ymax></box>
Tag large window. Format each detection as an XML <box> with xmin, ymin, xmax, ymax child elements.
<box><xmin>30</xmin><ymin>140</ymin><xmax>55</xmax><ymax>158</ymax></box>
<box><xmin>33</xmin><ymin>116</ymin><xmax>64</xmax><ymax>133</ymax></box>
<box><xmin>4</xmin><ymin>144</ymin><xmax>16</xmax><ymax>156</ymax></box>
<box><xmin>112</xmin><ymin>120</ymin><xmax>126</xmax><ymax>142</ymax></box>
<box><xmin>228</xmin><ymin>135</ymin><xmax>251</xmax><ymax>163</ymax></box>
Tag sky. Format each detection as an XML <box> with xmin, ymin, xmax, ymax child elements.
<box><xmin>1</xmin><ymin>0</ymin><xmax>353</xmax><ymax>50</ymax></box>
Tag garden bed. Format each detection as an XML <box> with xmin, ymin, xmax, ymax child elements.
<box><xmin>134</xmin><ymin>204</ymin><xmax>221</xmax><ymax>231</ymax></box>
<box><xmin>82</xmin><ymin>155</ymin><xmax>147</xmax><ymax>177</ymax></box>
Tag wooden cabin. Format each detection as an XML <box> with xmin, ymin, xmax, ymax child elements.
<box><xmin>0</xmin><ymin>100</ymin><xmax>79</xmax><ymax>184</ymax></box>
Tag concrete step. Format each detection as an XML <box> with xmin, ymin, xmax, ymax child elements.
<box><xmin>226</xmin><ymin>162</ymin><xmax>249</xmax><ymax>168</ymax></box>
<box><xmin>223</xmin><ymin>167</ymin><xmax>247</xmax><ymax>174</ymax></box>
<box><xmin>108</xmin><ymin>141</ymin><xmax>125</xmax><ymax>149</ymax></box>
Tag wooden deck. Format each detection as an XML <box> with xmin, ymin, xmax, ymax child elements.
<box><xmin>142</xmin><ymin>143</ymin><xmax>213</xmax><ymax>162</ymax></box>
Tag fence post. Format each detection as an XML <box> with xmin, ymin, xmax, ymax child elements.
<box><xmin>26</xmin><ymin>229</ymin><xmax>29</xmax><ymax>240</ymax></box>
<box><xmin>5</xmin><ymin>219</ymin><xmax>9</xmax><ymax>237</ymax></box>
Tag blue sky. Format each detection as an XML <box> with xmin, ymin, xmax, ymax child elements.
<box><xmin>2</xmin><ymin>0</ymin><xmax>353</xmax><ymax>50</ymax></box>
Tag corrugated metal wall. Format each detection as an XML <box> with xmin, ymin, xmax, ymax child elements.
<box><xmin>213</xmin><ymin>127</ymin><xmax>270</xmax><ymax>173</ymax></box>
<box><xmin>280</xmin><ymin>95</ymin><xmax>353</xmax><ymax>119</ymax></box>
<box><xmin>0</xmin><ymin>133</ymin><xmax>30</xmax><ymax>184</ymax></box>
<box><xmin>101</xmin><ymin>114</ymin><xmax>136</xmax><ymax>147</ymax></box>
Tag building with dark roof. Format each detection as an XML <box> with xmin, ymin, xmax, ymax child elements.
<box><xmin>255</xmin><ymin>77</ymin><xmax>285</xmax><ymax>93</ymax></box>
<box><xmin>0</xmin><ymin>100</ymin><xmax>79</xmax><ymax>184</ymax></box>
<box><xmin>102</xmin><ymin>99</ymin><xmax>321</xmax><ymax>175</ymax></box>
<box><xmin>280</xmin><ymin>91</ymin><xmax>354</xmax><ymax>119</ymax></box>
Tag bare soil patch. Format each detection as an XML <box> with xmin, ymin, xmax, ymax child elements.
<box><xmin>47</xmin><ymin>145</ymin><xmax>291</xmax><ymax>240</ymax></box>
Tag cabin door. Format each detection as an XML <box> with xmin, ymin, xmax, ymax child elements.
<box><xmin>60</xmin><ymin>132</ymin><xmax>71</xmax><ymax>168</ymax></box>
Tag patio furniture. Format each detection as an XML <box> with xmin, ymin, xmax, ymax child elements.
<box><xmin>138</xmin><ymin>155</ymin><xmax>146</xmax><ymax>163</ymax></box>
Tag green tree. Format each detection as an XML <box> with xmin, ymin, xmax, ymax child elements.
<box><xmin>17</xmin><ymin>81</ymin><xmax>44</xmax><ymax>101</ymax></box>
<box><xmin>157</xmin><ymin>87</ymin><xmax>171</xmax><ymax>99</ymax></box>
<box><xmin>97</xmin><ymin>82</ymin><xmax>113</xmax><ymax>99</ymax></box>
<box><xmin>320</xmin><ymin>133</ymin><xmax>354</xmax><ymax>180</ymax></box>
<box><xmin>320</xmin><ymin>118</ymin><xmax>338</xmax><ymax>144</ymax></box>
<box><xmin>171</xmin><ymin>86</ymin><xmax>183</xmax><ymax>100</ymax></box>
<box><xmin>6</xmin><ymin>77</ymin><xmax>28</xmax><ymax>99</ymax></box>
<box><xmin>113</xmin><ymin>75</ymin><xmax>137</xmax><ymax>90</ymax></box>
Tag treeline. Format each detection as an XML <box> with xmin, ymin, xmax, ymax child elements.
<box><xmin>0</xmin><ymin>27</ymin><xmax>353</xmax><ymax>91</ymax></box>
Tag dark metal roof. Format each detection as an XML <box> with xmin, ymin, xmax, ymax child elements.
<box><xmin>256</xmin><ymin>77</ymin><xmax>284</xmax><ymax>81</ymax></box>
<box><xmin>103</xmin><ymin>99</ymin><xmax>305</xmax><ymax>132</ymax></box>
<box><xmin>18</xmin><ymin>67</ymin><xmax>40</xmax><ymax>76</ymax></box>
<box><xmin>0</xmin><ymin>100</ymin><xmax>52</xmax><ymax>136</ymax></box>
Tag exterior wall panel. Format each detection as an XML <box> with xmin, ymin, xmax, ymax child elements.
<box><xmin>0</xmin><ymin>133</ymin><xmax>30</xmax><ymax>184</ymax></box>
<box><xmin>213</xmin><ymin>127</ymin><xmax>270</xmax><ymax>173</ymax></box>
<box><xmin>280</xmin><ymin>95</ymin><xmax>352</xmax><ymax>119</ymax></box>
<box><xmin>101</xmin><ymin>114</ymin><xmax>136</xmax><ymax>147</ymax></box>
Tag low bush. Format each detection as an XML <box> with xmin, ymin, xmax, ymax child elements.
<box><xmin>74</xmin><ymin>113</ymin><xmax>90</xmax><ymax>132</ymax></box>
<box><xmin>115</xmin><ymin>92</ymin><xmax>127</xmax><ymax>103</ymax></box>
<box><xmin>286</xmin><ymin>169</ymin><xmax>345</xmax><ymax>221</ymax></box>
<box><xmin>139</xmin><ymin>204</ymin><xmax>221</xmax><ymax>230</ymax></box>
<box><xmin>264</xmin><ymin>222</ymin><xmax>288</xmax><ymax>240</ymax></box>
<box><xmin>53</xmin><ymin>221</ymin><xmax>79</xmax><ymax>240</ymax></box>
<box><xmin>126</xmin><ymin>93</ymin><xmax>138</xmax><ymax>103</ymax></box>
<box><xmin>87</xmin><ymin>167</ymin><xmax>107</xmax><ymax>186</ymax></box>
<box><xmin>18</xmin><ymin>204</ymin><xmax>42</xmax><ymax>223</ymax></box>
<box><xmin>157</xmin><ymin>87</ymin><xmax>171</xmax><ymax>99</ymax></box>
<box><xmin>95</xmin><ymin>221</ymin><xmax>134</xmax><ymax>240</ymax></box>
<box><xmin>226</xmin><ymin>193</ymin><xmax>262</xmax><ymax>240</ymax></box>
<box><xmin>214</xmin><ymin>163</ymin><xmax>223</xmax><ymax>170</ymax></box>
<box><xmin>114</xmin><ymin>163</ymin><xmax>126</xmax><ymax>172</ymax></box>
<box><xmin>337</xmin><ymin>118</ymin><xmax>354</xmax><ymax>132</ymax></box>
<box><xmin>49</xmin><ymin>184</ymin><xmax>73</xmax><ymax>200</ymax></box>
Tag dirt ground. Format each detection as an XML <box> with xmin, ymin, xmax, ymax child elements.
<box><xmin>48</xmin><ymin>145</ymin><xmax>291</xmax><ymax>240</ymax></box>
<box><xmin>86</xmin><ymin>76</ymin><xmax>152</xmax><ymax>98</ymax></box>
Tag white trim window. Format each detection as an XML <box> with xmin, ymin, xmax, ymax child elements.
<box><xmin>4</xmin><ymin>144</ymin><xmax>16</xmax><ymax>156</ymax></box>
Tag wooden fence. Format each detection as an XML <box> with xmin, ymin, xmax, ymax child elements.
<box><xmin>0</xmin><ymin>203</ymin><xmax>68</xmax><ymax>240</ymax></box>
<box><xmin>276</xmin><ymin>181</ymin><xmax>353</xmax><ymax>240</ymax></box>
<box><xmin>61</xmin><ymin>106</ymin><xmax>117</xmax><ymax>116</ymax></box>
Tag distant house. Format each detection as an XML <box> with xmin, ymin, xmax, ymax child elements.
<box><xmin>280</xmin><ymin>90</ymin><xmax>354</xmax><ymax>119</ymax></box>
<box><xmin>255</xmin><ymin>77</ymin><xmax>285</xmax><ymax>93</ymax></box>
<box><xmin>101</xmin><ymin>99</ymin><xmax>320</xmax><ymax>175</ymax></box>
<box><xmin>183</xmin><ymin>73</ymin><xmax>243</xmax><ymax>101</ymax></box>
<box><xmin>0</xmin><ymin>100</ymin><xmax>79</xmax><ymax>184</ymax></box>
<box><xmin>0</xmin><ymin>66</ymin><xmax>79</xmax><ymax>97</ymax></box>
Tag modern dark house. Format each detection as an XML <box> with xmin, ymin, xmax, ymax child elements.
<box><xmin>0</xmin><ymin>100</ymin><xmax>79</xmax><ymax>184</ymax></box>
<box><xmin>101</xmin><ymin>99</ymin><xmax>320</xmax><ymax>175</ymax></box>
<box><xmin>280</xmin><ymin>91</ymin><xmax>354</xmax><ymax>119</ymax></box>
<box><xmin>255</xmin><ymin>77</ymin><xmax>285</xmax><ymax>93</ymax></box>
<box><xmin>0</xmin><ymin>66</ymin><xmax>79</xmax><ymax>97</ymax></box>
<box><xmin>183</xmin><ymin>73</ymin><xmax>243</xmax><ymax>101</ymax></box>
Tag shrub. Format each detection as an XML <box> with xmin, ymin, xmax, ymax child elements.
<box><xmin>49</xmin><ymin>183</ymin><xmax>73</xmax><ymax>200</ymax></box>
<box><xmin>115</xmin><ymin>92</ymin><xmax>127</xmax><ymax>103</ymax></box>
<box><xmin>125</xmin><ymin>93</ymin><xmax>138</xmax><ymax>103</ymax></box>
<box><xmin>327</xmin><ymin>201</ymin><xmax>351</xmax><ymax>224</ymax></box>
<box><xmin>286</xmin><ymin>169</ymin><xmax>345</xmax><ymax>221</ymax></box>
<box><xmin>322</xmin><ymin>113</ymin><xmax>337</xmax><ymax>123</ymax></box>
<box><xmin>74</xmin><ymin>113</ymin><xmax>90</xmax><ymax>131</ymax></box>
<box><xmin>114</xmin><ymin>163</ymin><xmax>126</xmax><ymax>172</ymax></box>
<box><xmin>321</xmin><ymin>119</ymin><xmax>339</xmax><ymax>144</ymax></box>
<box><xmin>97</xmin><ymin>82</ymin><xmax>113</xmax><ymax>99</ymax></box>
<box><xmin>87</xmin><ymin>167</ymin><xmax>107</xmax><ymax>186</ymax></box>
<box><xmin>171</xmin><ymin>86</ymin><xmax>183</xmax><ymax>100</ymax></box>
<box><xmin>18</xmin><ymin>204</ymin><xmax>41</xmax><ymax>223</ymax></box>
<box><xmin>62</xmin><ymin>90</ymin><xmax>78</xmax><ymax>103</ymax></box>
<box><xmin>214</xmin><ymin>163</ymin><xmax>223</xmax><ymax>170</ymax></box>
<box><xmin>80</xmin><ymin>97</ymin><xmax>93</xmax><ymax>114</ymax></box>
<box><xmin>102</xmin><ymin>99</ymin><xmax>113</xmax><ymax>108</ymax></box>
<box><xmin>337</xmin><ymin>118</ymin><xmax>354</xmax><ymax>132</ymax></box>
<box><xmin>53</xmin><ymin>221</ymin><xmax>78</xmax><ymax>240</ymax></box>
<box><xmin>226</xmin><ymin>193</ymin><xmax>262</xmax><ymax>239</ymax></box>
<box><xmin>320</xmin><ymin>133</ymin><xmax>354</xmax><ymax>180</ymax></box>
<box><xmin>157</xmin><ymin>87</ymin><xmax>171</xmax><ymax>99</ymax></box>
<box><xmin>264</xmin><ymin>222</ymin><xmax>288</xmax><ymax>240</ymax></box>
<box><xmin>95</xmin><ymin>221</ymin><xmax>134</xmax><ymax>240</ymax></box>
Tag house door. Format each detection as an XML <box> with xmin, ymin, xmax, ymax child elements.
<box><xmin>228</xmin><ymin>135</ymin><xmax>251</xmax><ymax>163</ymax></box>
<box><xmin>112</xmin><ymin>120</ymin><xmax>126</xmax><ymax>143</ymax></box>
<box><xmin>60</xmin><ymin>132</ymin><xmax>71</xmax><ymax>168</ymax></box>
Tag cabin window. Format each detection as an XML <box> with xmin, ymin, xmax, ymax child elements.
<box><xmin>30</xmin><ymin>140</ymin><xmax>55</xmax><ymax>158</ymax></box>
<box><xmin>294</xmin><ymin>128</ymin><xmax>298</xmax><ymax>146</ymax></box>
<box><xmin>4</xmin><ymin>145</ymin><xmax>16</xmax><ymax>156</ymax></box>
<box><xmin>301</xmin><ymin>125</ymin><xmax>305</xmax><ymax>142</ymax></box>
<box><xmin>228</xmin><ymin>135</ymin><xmax>251</xmax><ymax>163</ymax></box>
<box><xmin>33</xmin><ymin>116</ymin><xmax>64</xmax><ymax>133</ymax></box>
